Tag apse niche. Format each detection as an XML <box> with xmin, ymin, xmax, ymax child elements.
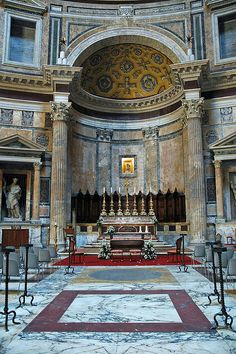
<box><xmin>80</xmin><ymin>43</ymin><xmax>173</xmax><ymax>100</ymax></box>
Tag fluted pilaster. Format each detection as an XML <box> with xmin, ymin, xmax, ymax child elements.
<box><xmin>213</xmin><ymin>160</ymin><xmax>224</xmax><ymax>221</ymax></box>
<box><xmin>32</xmin><ymin>162</ymin><xmax>41</xmax><ymax>220</ymax></box>
<box><xmin>182</xmin><ymin>98</ymin><xmax>206</xmax><ymax>242</ymax></box>
<box><xmin>50</xmin><ymin>102</ymin><xmax>71</xmax><ymax>248</ymax></box>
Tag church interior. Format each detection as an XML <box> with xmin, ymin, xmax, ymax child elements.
<box><xmin>0</xmin><ymin>0</ymin><xmax>236</xmax><ymax>352</ymax></box>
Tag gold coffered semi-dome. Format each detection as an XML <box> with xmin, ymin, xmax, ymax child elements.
<box><xmin>80</xmin><ymin>43</ymin><xmax>173</xmax><ymax>100</ymax></box>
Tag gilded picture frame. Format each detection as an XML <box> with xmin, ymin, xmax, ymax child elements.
<box><xmin>120</xmin><ymin>155</ymin><xmax>137</xmax><ymax>178</ymax></box>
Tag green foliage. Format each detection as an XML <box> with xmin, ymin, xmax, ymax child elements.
<box><xmin>98</xmin><ymin>240</ymin><xmax>111</xmax><ymax>259</ymax></box>
<box><xmin>143</xmin><ymin>239</ymin><xmax>156</xmax><ymax>260</ymax></box>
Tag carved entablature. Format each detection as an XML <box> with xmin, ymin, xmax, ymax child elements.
<box><xmin>118</xmin><ymin>6</ymin><xmax>134</xmax><ymax>17</ymax></box>
<box><xmin>142</xmin><ymin>127</ymin><xmax>159</xmax><ymax>141</ymax></box>
<box><xmin>171</xmin><ymin>60</ymin><xmax>209</xmax><ymax>85</ymax></box>
<box><xmin>182</xmin><ymin>98</ymin><xmax>204</xmax><ymax>119</ymax></box>
<box><xmin>0</xmin><ymin>66</ymin><xmax>82</xmax><ymax>93</ymax></box>
<box><xmin>202</xmin><ymin>69</ymin><xmax>236</xmax><ymax>92</ymax></box>
<box><xmin>51</xmin><ymin>102</ymin><xmax>72</xmax><ymax>123</ymax></box>
<box><xmin>4</xmin><ymin>0</ymin><xmax>47</xmax><ymax>14</ymax></box>
<box><xmin>70</xmin><ymin>83</ymin><xmax>183</xmax><ymax>114</ymax></box>
<box><xmin>205</xmin><ymin>0</ymin><xmax>235</xmax><ymax>9</ymax></box>
<box><xmin>96</xmin><ymin>128</ymin><xmax>113</xmax><ymax>142</ymax></box>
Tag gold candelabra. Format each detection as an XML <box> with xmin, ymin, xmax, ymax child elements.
<box><xmin>148</xmin><ymin>192</ymin><xmax>155</xmax><ymax>216</ymax></box>
<box><xmin>132</xmin><ymin>192</ymin><xmax>138</xmax><ymax>216</ymax></box>
<box><xmin>100</xmin><ymin>191</ymin><xmax>107</xmax><ymax>216</ymax></box>
<box><xmin>117</xmin><ymin>190</ymin><xmax>123</xmax><ymax>216</ymax></box>
<box><xmin>124</xmin><ymin>180</ymin><xmax>131</xmax><ymax>216</ymax></box>
<box><xmin>140</xmin><ymin>194</ymin><xmax>147</xmax><ymax>216</ymax></box>
<box><xmin>109</xmin><ymin>192</ymin><xmax>115</xmax><ymax>216</ymax></box>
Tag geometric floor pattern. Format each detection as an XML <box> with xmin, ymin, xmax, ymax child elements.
<box><xmin>72</xmin><ymin>267</ymin><xmax>177</xmax><ymax>283</ymax></box>
<box><xmin>24</xmin><ymin>289</ymin><xmax>213</xmax><ymax>333</ymax></box>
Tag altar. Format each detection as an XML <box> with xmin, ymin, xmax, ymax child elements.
<box><xmin>99</xmin><ymin>215</ymin><xmax>156</xmax><ymax>239</ymax></box>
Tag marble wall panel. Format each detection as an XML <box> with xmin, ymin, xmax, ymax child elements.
<box><xmin>34</xmin><ymin>112</ymin><xmax>45</xmax><ymax>128</ymax></box>
<box><xmin>223</xmin><ymin>125</ymin><xmax>236</xmax><ymax>137</ymax></box>
<box><xmin>71</xmin><ymin>136</ymin><xmax>96</xmax><ymax>194</ymax></box>
<box><xmin>75</xmin><ymin>123</ymin><xmax>96</xmax><ymax>138</ymax></box>
<box><xmin>111</xmin><ymin>143</ymin><xmax>145</xmax><ymax>193</ymax></box>
<box><xmin>114</xmin><ymin>130</ymin><xmax>142</xmax><ymax>141</ymax></box>
<box><xmin>0</xmin><ymin>127</ymin><xmax>32</xmax><ymax>140</ymax></box>
<box><xmin>207</xmin><ymin>108</ymin><xmax>221</xmax><ymax>126</ymax></box>
<box><xmin>98</xmin><ymin>141</ymin><xmax>111</xmax><ymax>194</ymax></box>
<box><xmin>13</xmin><ymin>110</ymin><xmax>23</xmax><ymax>126</ymax></box>
<box><xmin>159</xmin><ymin>135</ymin><xmax>184</xmax><ymax>192</ymax></box>
<box><xmin>159</xmin><ymin>120</ymin><xmax>182</xmax><ymax>137</ymax></box>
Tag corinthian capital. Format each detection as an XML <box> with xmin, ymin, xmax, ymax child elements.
<box><xmin>142</xmin><ymin>126</ymin><xmax>159</xmax><ymax>140</ymax></box>
<box><xmin>51</xmin><ymin>102</ymin><xmax>72</xmax><ymax>122</ymax></box>
<box><xmin>182</xmin><ymin>98</ymin><xmax>204</xmax><ymax>119</ymax></box>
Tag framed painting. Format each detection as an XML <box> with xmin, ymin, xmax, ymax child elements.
<box><xmin>120</xmin><ymin>155</ymin><xmax>137</xmax><ymax>178</ymax></box>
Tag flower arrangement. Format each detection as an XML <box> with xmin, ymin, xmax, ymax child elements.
<box><xmin>96</xmin><ymin>217</ymin><xmax>104</xmax><ymax>227</ymax></box>
<box><xmin>143</xmin><ymin>239</ymin><xmax>156</xmax><ymax>260</ymax></box>
<box><xmin>107</xmin><ymin>225</ymin><xmax>115</xmax><ymax>236</ymax></box>
<box><xmin>98</xmin><ymin>240</ymin><xmax>111</xmax><ymax>259</ymax></box>
<box><xmin>152</xmin><ymin>215</ymin><xmax>158</xmax><ymax>224</ymax></box>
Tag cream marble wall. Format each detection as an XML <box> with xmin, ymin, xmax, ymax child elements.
<box><xmin>159</xmin><ymin>134</ymin><xmax>184</xmax><ymax>193</ymax></box>
<box><xmin>72</xmin><ymin>119</ymin><xmax>185</xmax><ymax>197</ymax></box>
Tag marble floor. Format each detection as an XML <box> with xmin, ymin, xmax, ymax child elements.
<box><xmin>0</xmin><ymin>264</ymin><xmax>236</xmax><ymax>354</ymax></box>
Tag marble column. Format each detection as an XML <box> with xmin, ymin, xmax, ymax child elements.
<box><xmin>213</xmin><ymin>160</ymin><xmax>224</xmax><ymax>221</ymax></box>
<box><xmin>32</xmin><ymin>162</ymin><xmax>41</xmax><ymax>220</ymax></box>
<box><xmin>50</xmin><ymin>102</ymin><xmax>71</xmax><ymax>248</ymax></box>
<box><xmin>182</xmin><ymin>98</ymin><xmax>207</xmax><ymax>242</ymax></box>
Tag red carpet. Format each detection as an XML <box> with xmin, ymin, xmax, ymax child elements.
<box><xmin>54</xmin><ymin>254</ymin><xmax>200</xmax><ymax>266</ymax></box>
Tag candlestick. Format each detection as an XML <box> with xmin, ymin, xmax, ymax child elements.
<box><xmin>148</xmin><ymin>191</ymin><xmax>155</xmax><ymax>216</ymax></box>
<box><xmin>132</xmin><ymin>193</ymin><xmax>138</xmax><ymax>216</ymax></box>
<box><xmin>140</xmin><ymin>194</ymin><xmax>147</xmax><ymax>216</ymax></box>
<box><xmin>117</xmin><ymin>190</ymin><xmax>123</xmax><ymax>216</ymax></box>
<box><xmin>109</xmin><ymin>191</ymin><xmax>115</xmax><ymax>216</ymax></box>
<box><xmin>100</xmin><ymin>191</ymin><xmax>107</xmax><ymax>216</ymax></box>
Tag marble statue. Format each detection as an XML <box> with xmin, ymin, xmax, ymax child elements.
<box><xmin>3</xmin><ymin>177</ymin><xmax>22</xmax><ymax>218</ymax></box>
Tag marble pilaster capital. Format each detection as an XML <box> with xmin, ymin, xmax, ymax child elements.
<box><xmin>182</xmin><ymin>98</ymin><xmax>204</xmax><ymax>119</ymax></box>
<box><xmin>142</xmin><ymin>126</ymin><xmax>159</xmax><ymax>141</ymax></box>
<box><xmin>33</xmin><ymin>162</ymin><xmax>42</xmax><ymax>170</ymax></box>
<box><xmin>51</xmin><ymin>102</ymin><xmax>72</xmax><ymax>123</ymax></box>
<box><xmin>213</xmin><ymin>160</ymin><xmax>222</xmax><ymax>169</ymax></box>
<box><xmin>96</xmin><ymin>128</ymin><xmax>113</xmax><ymax>141</ymax></box>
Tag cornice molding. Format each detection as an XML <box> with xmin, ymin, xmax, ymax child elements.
<box><xmin>70</xmin><ymin>71</ymin><xmax>183</xmax><ymax>114</ymax></box>
<box><xmin>202</xmin><ymin>69</ymin><xmax>236</xmax><ymax>92</ymax></box>
<box><xmin>205</xmin><ymin>0</ymin><xmax>236</xmax><ymax>10</ymax></box>
<box><xmin>3</xmin><ymin>0</ymin><xmax>48</xmax><ymax>14</ymax></box>
<box><xmin>170</xmin><ymin>60</ymin><xmax>209</xmax><ymax>84</ymax></box>
<box><xmin>0</xmin><ymin>66</ymin><xmax>82</xmax><ymax>94</ymax></box>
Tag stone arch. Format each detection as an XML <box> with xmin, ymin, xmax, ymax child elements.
<box><xmin>66</xmin><ymin>25</ymin><xmax>188</xmax><ymax>66</ymax></box>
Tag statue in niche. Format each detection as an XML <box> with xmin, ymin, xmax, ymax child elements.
<box><xmin>3</xmin><ymin>177</ymin><xmax>22</xmax><ymax>218</ymax></box>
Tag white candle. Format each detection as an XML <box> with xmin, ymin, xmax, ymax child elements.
<box><xmin>134</xmin><ymin>186</ymin><xmax>136</xmax><ymax>194</ymax></box>
<box><xmin>111</xmin><ymin>187</ymin><xmax>112</xmax><ymax>193</ymax></box>
<box><xmin>150</xmin><ymin>185</ymin><xmax>152</xmax><ymax>193</ymax></box>
<box><xmin>103</xmin><ymin>187</ymin><xmax>105</xmax><ymax>193</ymax></box>
<box><xmin>119</xmin><ymin>187</ymin><xmax>121</xmax><ymax>194</ymax></box>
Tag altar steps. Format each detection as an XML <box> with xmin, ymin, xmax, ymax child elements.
<box><xmin>76</xmin><ymin>240</ymin><xmax>184</xmax><ymax>256</ymax></box>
